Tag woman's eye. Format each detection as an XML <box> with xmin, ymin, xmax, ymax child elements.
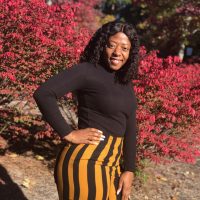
<box><xmin>107</xmin><ymin>43</ymin><xmax>115</xmax><ymax>48</ymax></box>
<box><xmin>122</xmin><ymin>47</ymin><xmax>129</xmax><ymax>51</ymax></box>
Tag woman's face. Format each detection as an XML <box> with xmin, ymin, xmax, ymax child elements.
<box><xmin>104</xmin><ymin>32</ymin><xmax>131</xmax><ymax>71</ymax></box>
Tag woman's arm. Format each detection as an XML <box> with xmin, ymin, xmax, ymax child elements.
<box><xmin>122</xmin><ymin>107</ymin><xmax>137</xmax><ymax>172</ymax></box>
<box><xmin>117</xmin><ymin>92</ymin><xmax>138</xmax><ymax>199</ymax></box>
<box><xmin>33</xmin><ymin>63</ymin><xmax>88</xmax><ymax>138</ymax></box>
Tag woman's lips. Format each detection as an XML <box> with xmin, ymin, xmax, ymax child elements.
<box><xmin>110</xmin><ymin>58</ymin><xmax>122</xmax><ymax>65</ymax></box>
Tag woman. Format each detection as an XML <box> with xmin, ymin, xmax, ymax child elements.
<box><xmin>33</xmin><ymin>21</ymin><xmax>139</xmax><ymax>200</ymax></box>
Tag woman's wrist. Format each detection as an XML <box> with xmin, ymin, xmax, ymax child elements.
<box><xmin>123</xmin><ymin>171</ymin><xmax>134</xmax><ymax>175</ymax></box>
<box><xmin>62</xmin><ymin>130</ymin><xmax>75</xmax><ymax>142</ymax></box>
<box><xmin>122</xmin><ymin>171</ymin><xmax>135</xmax><ymax>178</ymax></box>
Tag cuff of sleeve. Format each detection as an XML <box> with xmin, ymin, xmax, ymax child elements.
<box><xmin>57</xmin><ymin>126</ymin><xmax>73</xmax><ymax>139</ymax></box>
<box><xmin>123</xmin><ymin>165</ymin><xmax>136</xmax><ymax>173</ymax></box>
<box><xmin>123</xmin><ymin>158</ymin><xmax>136</xmax><ymax>172</ymax></box>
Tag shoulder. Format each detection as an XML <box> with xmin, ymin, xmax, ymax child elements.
<box><xmin>75</xmin><ymin>62</ymin><xmax>95</xmax><ymax>69</ymax></box>
<box><xmin>63</xmin><ymin>62</ymin><xmax>94</xmax><ymax>76</ymax></box>
<box><xmin>77</xmin><ymin>62</ymin><xmax>107</xmax><ymax>75</ymax></box>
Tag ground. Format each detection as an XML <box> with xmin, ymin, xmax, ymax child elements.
<box><xmin>0</xmin><ymin>137</ymin><xmax>200</xmax><ymax>200</ymax></box>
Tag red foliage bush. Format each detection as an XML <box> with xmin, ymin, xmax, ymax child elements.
<box><xmin>50</xmin><ymin>0</ymin><xmax>102</xmax><ymax>32</ymax></box>
<box><xmin>0</xmin><ymin>0</ymin><xmax>90</xmax><ymax>101</ymax></box>
<box><xmin>134</xmin><ymin>47</ymin><xmax>200</xmax><ymax>163</ymax></box>
<box><xmin>73</xmin><ymin>0</ymin><xmax>102</xmax><ymax>32</ymax></box>
<box><xmin>0</xmin><ymin>0</ymin><xmax>91</xmax><ymax>143</ymax></box>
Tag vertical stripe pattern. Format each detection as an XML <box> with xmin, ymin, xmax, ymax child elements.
<box><xmin>54</xmin><ymin>135</ymin><xmax>123</xmax><ymax>200</ymax></box>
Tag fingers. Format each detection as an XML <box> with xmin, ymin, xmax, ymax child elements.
<box><xmin>88</xmin><ymin>135</ymin><xmax>104</xmax><ymax>142</ymax></box>
<box><xmin>86</xmin><ymin>128</ymin><xmax>105</xmax><ymax>145</ymax></box>
<box><xmin>117</xmin><ymin>180</ymin><xmax>123</xmax><ymax>195</ymax></box>
<box><xmin>65</xmin><ymin>128</ymin><xmax>106</xmax><ymax>145</ymax></box>
<box><xmin>88</xmin><ymin>132</ymin><xmax>105</xmax><ymax>140</ymax></box>
<box><xmin>89</xmin><ymin>128</ymin><xmax>103</xmax><ymax>134</ymax></box>
<box><xmin>88</xmin><ymin>140</ymin><xmax>99</xmax><ymax>145</ymax></box>
<box><xmin>121</xmin><ymin>187</ymin><xmax>131</xmax><ymax>200</ymax></box>
<box><xmin>117</xmin><ymin>176</ymin><xmax>132</xmax><ymax>200</ymax></box>
<box><xmin>87</xmin><ymin>135</ymin><xmax>105</xmax><ymax>145</ymax></box>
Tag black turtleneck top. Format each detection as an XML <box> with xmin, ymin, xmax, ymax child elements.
<box><xmin>33</xmin><ymin>62</ymin><xmax>138</xmax><ymax>172</ymax></box>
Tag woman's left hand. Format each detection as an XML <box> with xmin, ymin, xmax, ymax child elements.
<box><xmin>117</xmin><ymin>171</ymin><xmax>134</xmax><ymax>200</ymax></box>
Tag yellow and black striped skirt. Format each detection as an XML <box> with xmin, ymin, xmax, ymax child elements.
<box><xmin>54</xmin><ymin>135</ymin><xmax>123</xmax><ymax>200</ymax></box>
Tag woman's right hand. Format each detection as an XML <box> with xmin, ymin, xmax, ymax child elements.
<box><xmin>62</xmin><ymin>128</ymin><xmax>105</xmax><ymax>145</ymax></box>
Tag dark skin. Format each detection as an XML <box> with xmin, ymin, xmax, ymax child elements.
<box><xmin>105</xmin><ymin>32</ymin><xmax>131</xmax><ymax>71</ymax></box>
<box><xmin>64</xmin><ymin>32</ymin><xmax>133</xmax><ymax>200</ymax></box>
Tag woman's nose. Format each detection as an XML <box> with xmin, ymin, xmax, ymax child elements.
<box><xmin>113</xmin><ymin>46</ymin><xmax>121</xmax><ymax>56</ymax></box>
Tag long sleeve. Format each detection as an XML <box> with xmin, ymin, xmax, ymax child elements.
<box><xmin>122</xmin><ymin>99</ymin><xmax>138</xmax><ymax>172</ymax></box>
<box><xmin>33</xmin><ymin>63</ymin><xmax>88</xmax><ymax>138</ymax></box>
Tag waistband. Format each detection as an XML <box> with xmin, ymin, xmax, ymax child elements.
<box><xmin>62</xmin><ymin>134</ymin><xmax>123</xmax><ymax>167</ymax></box>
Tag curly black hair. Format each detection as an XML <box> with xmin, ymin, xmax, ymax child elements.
<box><xmin>80</xmin><ymin>20</ymin><xmax>140</xmax><ymax>85</ymax></box>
